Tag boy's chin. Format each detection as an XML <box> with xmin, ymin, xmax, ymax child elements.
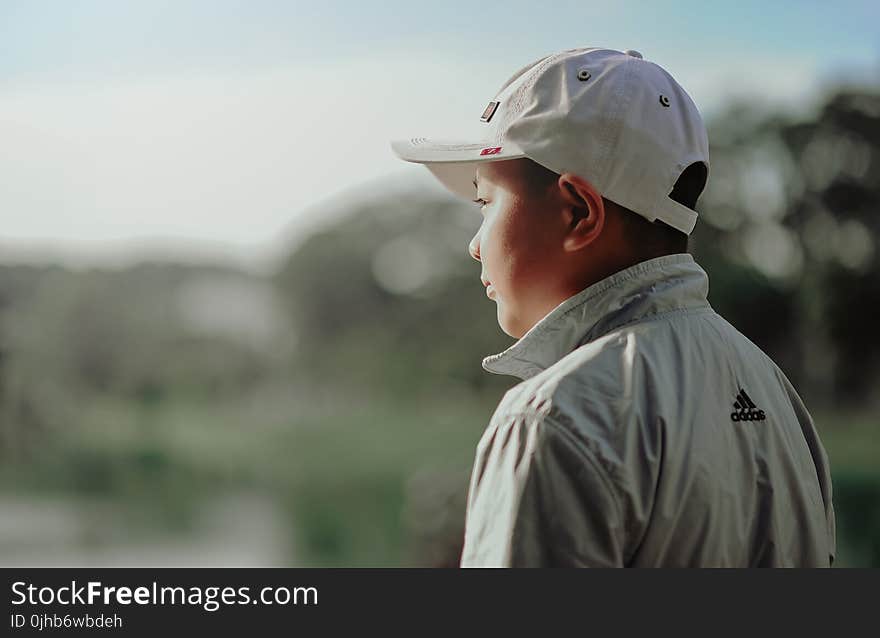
<box><xmin>497</xmin><ymin>304</ymin><xmax>529</xmax><ymax>339</ymax></box>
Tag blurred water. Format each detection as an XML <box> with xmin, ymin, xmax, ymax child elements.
<box><xmin>0</xmin><ymin>491</ymin><xmax>292</xmax><ymax>567</ymax></box>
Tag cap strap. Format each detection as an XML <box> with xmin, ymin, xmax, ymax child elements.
<box><xmin>653</xmin><ymin>198</ymin><xmax>699</xmax><ymax>235</ymax></box>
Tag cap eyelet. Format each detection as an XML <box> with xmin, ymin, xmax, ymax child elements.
<box><xmin>659</xmin><ymin>94</ymin><xmax>670</xmax><ymax>107</ymax></box>
<box><xmin>576</xmin><ymin>67</ymin><xmax>591</xmax><ymax>81</ymax></box>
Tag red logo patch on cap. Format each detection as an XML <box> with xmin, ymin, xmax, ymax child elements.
<box><xmin>479</xmin><ymin>146</ymin><xmax>502</xmax><ymax>156</ymax></box>
<box><xmin>480</xmin><ymin>101</ymin><xmax>500</xmax><ymax>122</ymax></box>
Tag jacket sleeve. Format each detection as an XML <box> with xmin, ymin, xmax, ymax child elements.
<box><xmin>460</xmin><ymin>410</ymin><xmax>626</xmax><ymax>567</ymax></box>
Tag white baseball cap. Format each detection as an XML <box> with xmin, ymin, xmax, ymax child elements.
<box><xmin>390</xmin><ymin>47</ymin><xmax>709</xmax><ymax>235</ymax></box>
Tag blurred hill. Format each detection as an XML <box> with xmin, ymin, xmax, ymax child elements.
<box><xmin>1</xmin><ymin>86</ymin><xmax>879</xmax><ymax>566</ymax></box>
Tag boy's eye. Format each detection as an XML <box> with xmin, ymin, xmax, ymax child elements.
<box><xmin>472</xmin><ymin>198</ymin><xmax>488</xmax><ymax>209</ymax></box>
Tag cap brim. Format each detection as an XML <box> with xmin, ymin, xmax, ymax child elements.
<box><xmin>390</xmin><ymin>137</ymin><xmax>526</xmax><ymax>199</ymax></box>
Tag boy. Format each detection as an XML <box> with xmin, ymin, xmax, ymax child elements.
<box><xmin>390</xmin><ymin>47</ymin><xmax>836</xmax><ymax>566</ymax></box>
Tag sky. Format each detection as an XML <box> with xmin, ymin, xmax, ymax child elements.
<box><xmin>1</xmin><ymin>0</ymin><xmax>878</xmax><ymax>271</ymax></box>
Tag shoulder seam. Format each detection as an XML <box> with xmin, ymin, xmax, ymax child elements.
<box><xmin>538</xmin><ymin>409</ymin><xmax>626</xmax><ymax>532</ymax></box>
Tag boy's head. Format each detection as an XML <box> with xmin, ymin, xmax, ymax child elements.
<box><xmin>469</xmin><ymin>157</ymin><xmax>705</xmax><ymax>337</ymax></box>
<box><xmin>391</xmin><ymin>47</ymin><xmax>709</xmax><ymax>337</ymax></box>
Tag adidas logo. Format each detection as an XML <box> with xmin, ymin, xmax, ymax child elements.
<box><xmin>730</xmin><ymin>387</ymin><xmax>766</xmax><ymax>422</ymax></box>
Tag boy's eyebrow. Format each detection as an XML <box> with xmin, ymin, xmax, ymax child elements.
<box><xmin>472</xmin><ymin>178</ymin><xmax>478</xmax><ymax>189</ymax></box>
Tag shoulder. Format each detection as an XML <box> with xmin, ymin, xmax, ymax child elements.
<box><xmin>499</xmin><ymin>327</ymin><xmax>637</xmax><ymax>414</ymax></box>
<box><xmin>512</xmin><ymin>326</ymin><xmax>652</xmax><ymax>431</ymax></box>
<box><xmin>475</xmin><ymin>402</ymin><xmax>625</xmax><ymax>515</ymax></box>
<box><xmin>494</xmin><ymin>321</ymin><xmax>681</xmax><ymax>479</ymax></box>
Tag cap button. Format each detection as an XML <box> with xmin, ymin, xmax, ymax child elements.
<box><xmin>624</xmin><ymin>49</ymin><xmax>643</xmax><ymax>59</ymax></box>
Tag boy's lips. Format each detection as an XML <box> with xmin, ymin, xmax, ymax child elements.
<box><xmin>481</xmin><ymin>277</ymin><xmax>495</xmax><ymax>298</ymax></box>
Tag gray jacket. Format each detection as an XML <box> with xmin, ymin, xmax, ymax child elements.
<box><xmin>460</xmin><ymin>253</ymin><xmax>836</xmax><ymax>567</ymax></box>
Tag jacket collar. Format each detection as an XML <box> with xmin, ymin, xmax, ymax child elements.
<box><xmin>482</xmin><ymin>253</ymin><xmax>711</xmax><ymax>380</ymax></box>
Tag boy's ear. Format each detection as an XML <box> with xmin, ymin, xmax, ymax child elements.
<box><xmin>556</xmin><ymin>173</ymin><xmax>605</xmax><ymax>252</ymax></box>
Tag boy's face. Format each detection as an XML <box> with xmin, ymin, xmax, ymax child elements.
<box><xmin>469</xmin><ymin>159</ymin><xmax>568</xmax><ymax>338</ymax></box>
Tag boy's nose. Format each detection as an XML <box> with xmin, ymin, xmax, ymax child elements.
<box><xmin>468</xmin><ymin>232</ymin><xmax>481</xmax><ymax>262</ymax></box>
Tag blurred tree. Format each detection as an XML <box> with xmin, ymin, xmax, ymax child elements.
<box><xmin>692</xmin><ymin>88</ymin><xmax>880</xmax><ymax>408</ymax></box>
<box><xmin>274</xmin><ymin>195</ymin><xmax>515</xmax><ymax>400</ymax></box>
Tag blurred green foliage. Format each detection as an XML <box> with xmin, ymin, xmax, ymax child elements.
<box><xmin>0</xmin><ymin>87</ymin><xmax>878</xmax><ymax>566</ymax></box>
